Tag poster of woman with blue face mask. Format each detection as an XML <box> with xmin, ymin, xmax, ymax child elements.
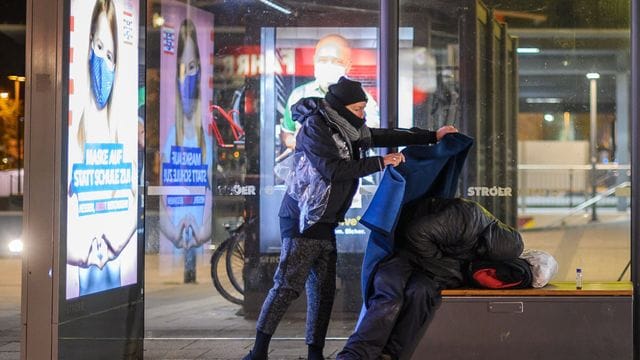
<box><xmin>66</xmin><ymin>0</ymin><xmax>140</xmax><ymax>299</ymax></box>
<box><xmin>158</xmin><ymin>2</ymin><xmax>215</xmax><ymax>282</ymax></box>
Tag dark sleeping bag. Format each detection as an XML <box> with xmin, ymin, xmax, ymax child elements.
<box><xmin>397</xmin><ymin>198</ymin><xmax>524</xmax><ymax>288</ymax></box>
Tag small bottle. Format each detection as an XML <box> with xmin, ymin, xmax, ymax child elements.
<box><xmin>576</xmin><ymin>268</ymin><xmax>583</xmax><ymax>290</ymax></box>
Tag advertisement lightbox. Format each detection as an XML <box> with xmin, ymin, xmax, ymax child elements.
<box><xmin>65</xmin><ymin>0</ymin><xmax>140</xmax><ymax>300</ymax></box>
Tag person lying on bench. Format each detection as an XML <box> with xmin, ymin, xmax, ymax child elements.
<box><xmin>336</xmin><ymin>197</ymin><xmax>526</xmax><ymax>360</ymax></box>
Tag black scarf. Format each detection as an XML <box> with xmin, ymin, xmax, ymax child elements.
<box><xmin>325</xmin><ymin>92</ymin><xmax>366</xmax><ymax>129</ymax></box>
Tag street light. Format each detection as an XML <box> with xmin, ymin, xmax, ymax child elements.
<box><xmin>7</xmin><ymin>75</ymin><xmax>25</xmax><ymax>105</ymax></box>
<box><xmin>8</xmin><ymin>75</ymin><xmax>25</xmax><ymax>194</ymax></box>
<box><xmin>586</xmin><ymin>72</ymin><xmax>599</xmax><ymax>222</ymax></box>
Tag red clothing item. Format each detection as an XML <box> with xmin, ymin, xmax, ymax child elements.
<box><xmin>472</xmin><ymin>268</ymin><xmax>522</xmax><ymax>289</ymax></box>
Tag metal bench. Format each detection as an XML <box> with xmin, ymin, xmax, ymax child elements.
<box><xmin>408</xmin><ymin>282</ymin><xmax>633</xmax><ymax>360</ymax></box>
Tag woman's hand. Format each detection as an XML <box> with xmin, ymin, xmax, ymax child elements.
<box><xmin>184</xmin><ymin>214</ymin><xmax>199</xmax><ymax>248</ymax></box>
<box><xmin>383</xmin><ymin>152</ymin><xmax>405</xmax><ymax>167</ymax></box>
<box><xmin>85</xmin><ymin>236</ymin><xmax>109</xmax><ymax>269</ymax></box>
<box><xmin>168</xmin><ymin>218</ymin><xmax>188</xmax><ymax>249</ymax></box>
<box><xmin>436</xmin><ymin>125</ymin><xmax>458</xmax><ymax>140</ymax></box>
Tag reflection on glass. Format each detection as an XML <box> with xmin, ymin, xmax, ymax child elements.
<box><xmin>506</xmin><ymin>2</ymin><xmax>631</xmax><ymax>282</ymax></box>
<box><xmin>157</xmin><ymin>1</ymin><xmax>215</xmax><ymax>283</ymax></box>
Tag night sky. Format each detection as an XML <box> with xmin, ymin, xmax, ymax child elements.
<box><xmin>0</xmin><ymin>1</ymin><xmax>25</xmax><ymax>24</ymax></box>
<box><xmin>0</xmin><ymin>0</ymin><xmax>25</xmax><ymax>95</ymax></box>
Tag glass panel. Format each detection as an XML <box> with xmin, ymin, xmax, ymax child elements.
<box><xmin>401</xmin><ymin>0</ymin><xmax>631</xmax><ymax>284</ymax></box>
<box><xmin>0</xmin><ymin>3</ymin><xmax>25</xmax><ymax>357</ymax></box>
<box><xmin>142</xmin><ymin>0</ymin><xmax>632</xmax><ymax>357</ymax></box>
<box><xmin>511</xmin><ymin>1</ymin><xmax>631</xmax><ymax>281</ymax></box>
<box><xmin>502</xmin><ymin>0</ymin><xmax>631</xmax><ymax>282</ymax></box>
<box><xmin>398</xmin><ymin>4</ymin><xmax>460</xmax><ymax>130</ymax></box>
<box><xmin>144</xmin><ymin>0</ymin><xmax>380</xmax><ymax>349</ymax></box>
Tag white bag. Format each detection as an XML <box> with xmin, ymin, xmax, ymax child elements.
<box><xmin>520</xmin><ymin>249</ymin><xmax>558</xmax><ymax>288</ymax></box>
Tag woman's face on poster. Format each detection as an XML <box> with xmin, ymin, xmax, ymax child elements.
<box><xmin>178</xmin><ymin>37</ymin><xmax>199</xmax><ymax>82</ymax></box>
<box><xmin>91</xmin><ymin>12</ymin><xmax>116</xmax><ymax>71</ymax></box>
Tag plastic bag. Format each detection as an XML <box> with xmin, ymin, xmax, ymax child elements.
<box><xmin>274</xmin><ymin>150</ymin><xmax>294</xmax><ymax>182</ymax></box>
<box><xmin>520</xmin><ymin>249</ymin><xmax>558</xmax><ymax>288</ymax></box>
<box><xmin>284</xmin><ymin>152</ymin><xmax>331</xmax><ymax>233</ymax></box>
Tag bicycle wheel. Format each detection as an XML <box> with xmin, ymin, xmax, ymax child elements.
<box><xmin>225</xmin><ymin>232</ymin><xmax>245</xmax><ymax>294</ymax></box>
<box><xmin>210</xmin><ymin>240</ymin><xmax>243</xmax><ymax>305</ymax></box>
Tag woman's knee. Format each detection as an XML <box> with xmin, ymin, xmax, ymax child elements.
<box><xmin>268</xmin><ymin>285</ymin><xmax>302</xmax><ymax>305</ymax></box>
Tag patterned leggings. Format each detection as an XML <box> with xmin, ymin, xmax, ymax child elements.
<box><xmin>256</xmin><ymin>236</ymin><xmax>337</xmax><ymax>348</ymax></box>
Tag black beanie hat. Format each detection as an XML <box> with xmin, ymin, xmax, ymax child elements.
<box><xmin>325</xmin><ymin>76</ymin><xmax>368</xmax><ymax>106</ymax></box>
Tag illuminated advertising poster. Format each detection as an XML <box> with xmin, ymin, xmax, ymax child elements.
<box><xmin>66</xmin><ymin>0</ymin><xmax>139</xmax><ymax>299</ymax></box>
<box><xmin>259</xmin><ymin>28</ymin><xmax>381</xmax><ymax>253</ymax></box>
<box><xmin>158</xmin><ymin>2</ymin><xmax>215</xmax><ymax>259</ymax></box>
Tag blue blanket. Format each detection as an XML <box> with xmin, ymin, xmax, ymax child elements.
<box><xmin>359</xmin><ymin>133</ymin><xmax>473</xmax><ymax>307</ymax></box>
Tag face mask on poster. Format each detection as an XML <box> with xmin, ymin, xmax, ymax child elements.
<box><xmin>314</xmin><ymin>62</ymin><xmax>346</xmax><ymax>90</ymax></box>
<box><xmin>89</xmin><ymin>47</ymin><xmax>115</xmax><ymax>109</ymax></box>
<box><xmin>180</xmin><ymin>70</ymin><xmax>200</xmax><ymax>119</ymax></box>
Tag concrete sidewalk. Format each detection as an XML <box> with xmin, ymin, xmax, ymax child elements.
<box><xmin>0</xmin><ymin>256</ymin><xmax>354</xmax><ymax>360</ymax></box>
<box><xmin>144</xmin><ymin>254</ymin><xmax>354</xmax><ymax>359</ymax></box>
<box><xmin>143</xmin><ymin>283</ymin><xmax>353</xmax><ymax>359</ymax></box>
<box><xmin>0</xmin><ymin>258</ymin><xmax>20</xmax><ymax>360</ymax></box>
<box><xmin>144</xmin><ymin>338</ymin><xmax>349</xmax><ymax>359</ymax></box>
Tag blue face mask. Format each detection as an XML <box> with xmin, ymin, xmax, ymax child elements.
<box><xmin>179</xmin><ymin>70</ymin><xmax>200</xmax><ymax>119</ymax></box>
<box><xmin>89</xmin><ymin>47</ymin><xmax>115</xmax><ymax>110</ymax></box>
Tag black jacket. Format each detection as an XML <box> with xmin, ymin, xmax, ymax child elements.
<box><xmin>279</xmin><ymin>97</ymin><xmax>437</xmax><ymax>231</ymax></box>
<box><xmin>398</xmin><ymin>198</ymin><xmax>524</xmax><ymax>288</ymax></box>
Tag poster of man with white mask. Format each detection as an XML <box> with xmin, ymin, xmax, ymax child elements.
<box><xmin>266</xmin><ymin>29</ymin><xmax>381</xmax><ymax>254</ymax></box>
<box><xmin>277</xmin><ymin>31</ymin><xmax>380</xmax><ymax>155</ymax></box>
